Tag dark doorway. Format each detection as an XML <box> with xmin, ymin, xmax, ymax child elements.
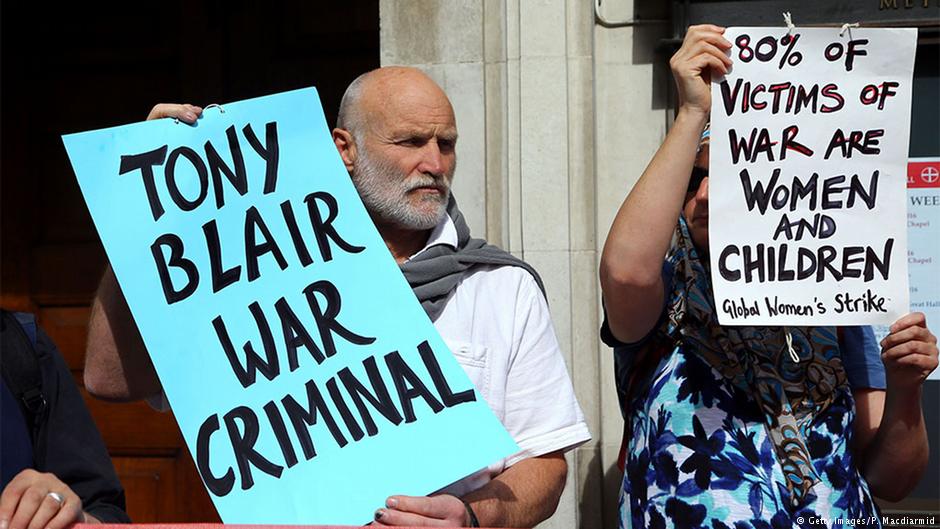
<box><xmin>0</xmin><ymin>2</ymin><xmax>379</xmax><ymax>522</ymax></box>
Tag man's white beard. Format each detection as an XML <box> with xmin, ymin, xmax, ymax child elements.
<box><xmin>351</xmin><ymin>146</ymin><xmax>452</xmax><ymax>231</ymax></box>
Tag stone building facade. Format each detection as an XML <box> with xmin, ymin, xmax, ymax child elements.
<box><xmin>380</xmin><ymin>1</ymin><xmax>672</xmax><ymax>526</ymax></box>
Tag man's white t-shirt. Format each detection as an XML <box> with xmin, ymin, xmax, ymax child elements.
<box><xmin>415</xmin><ymin>217</ymin><xmax>592</xmax><ymax>496</ymax></box>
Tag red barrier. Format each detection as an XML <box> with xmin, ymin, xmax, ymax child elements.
<box><xmin>72</xmin><ymin>523</ymin><xmax>510</xmax><ymax>529</ymax></box>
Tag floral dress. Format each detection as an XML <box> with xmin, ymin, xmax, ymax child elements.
<box><xmin>603</xmin><ymin>220</ymin><xmax>885</xmax><ymax>529</ymax></box>
<box><xmin>616</xmin><ymin>342</ymin><xmax>881</xmax><ymax>529</ymax></box>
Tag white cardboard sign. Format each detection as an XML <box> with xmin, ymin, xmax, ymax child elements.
<box><xmin>709</xmin><ymin>27</ymin><xmax>916</xmax><ymax>326</ymax></box>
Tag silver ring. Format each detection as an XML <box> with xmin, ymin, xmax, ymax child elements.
<box><xmin>47</xmin><ymin>492</ymin><xmax>64</xmax><ymax>506</ymax></box>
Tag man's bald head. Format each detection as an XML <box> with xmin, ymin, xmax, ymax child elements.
<box><xmin>336</xmin><ymin>66</ymin><xmax>454</xmax><ymax>142</ymax></box>
<box><xmin>333</xmin><ymin>66</ymin><xmax>458</xmax><ymax>233</ymax></box>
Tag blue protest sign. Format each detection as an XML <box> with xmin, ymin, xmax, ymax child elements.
<box><xmin>63</xmin><ymin>87</ymin><xmax>518</xmax><ymax>525</ymax></box>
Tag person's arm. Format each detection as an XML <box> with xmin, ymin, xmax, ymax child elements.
<box><xmin>84</xmin><ymin>104</ymin><xmax>202</xmax><ymax>401</ymax></box>
<box><xmin>373</xmin><ymin>451</ymin><xmax>567</xmax><ymax>527</ymax></box>
<box><xmin>84</xmin><ymin>265</ymin><xmax>160</xmax><ymax>400</ymax></box>
<box><xmin>378</xmin><ymin>268</ymin><xmax>586</xmax><ymax>527</ymax></box>
<box><xmin>852</xmin><ymin>312</ymin><xmax>938</xmax><ymax>501</ymax></box>
<box><xmin>599</xmin><ymin>25</ymin><xmax>730</xmax><ymax>344</ymax></box>
<box><xmin>462</xmin><ymin>451</ymin><xmax>566</xmax><ymax>527</ymax></box>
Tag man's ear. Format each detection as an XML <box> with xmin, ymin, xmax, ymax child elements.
<box><xmin>332</xmin><ymin>128</ymin><xmax>357</xmax><ymax>172</ymax></box>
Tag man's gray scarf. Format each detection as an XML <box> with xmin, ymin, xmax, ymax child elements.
<box><xmin>400</xmin><ymin>197</ymin><xmax>546</xmax><ymax>321</ymax></box>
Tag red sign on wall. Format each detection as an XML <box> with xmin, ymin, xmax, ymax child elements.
<box><xmin>908</xmin><ymin>160</ymin><xmax>940</xmax><ymax>188</ymax></box>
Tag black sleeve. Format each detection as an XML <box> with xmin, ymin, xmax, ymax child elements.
<box><xmin>34</xmin><ymin>328</ymin><xmax>131</xmax><ymax>523</ymax></box>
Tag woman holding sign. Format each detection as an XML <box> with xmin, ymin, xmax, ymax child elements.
<box><xmin>599</xmin><ymin>24</ymin><xmax>937</xmax><ymax>529</ymax></box>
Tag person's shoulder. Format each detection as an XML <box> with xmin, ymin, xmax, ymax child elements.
<box><xmin>463</xmin><ymin>264</ymin><xmax>539</xmax><ymax>291</ymax></box>
<box><xmin>460</xmin><ymin>265</ymin><xmax>547</xmax><ymax>311</ymax></box>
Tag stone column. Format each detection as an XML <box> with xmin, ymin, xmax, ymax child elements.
<box><xmin>380</xmin><ymin>1</ymin><xmax>607</xmax><ymax>527</ymax></box>
<box><xmin>593</xmin><ymin>1</ymin><xmax>672</xmax><ymax>524</ymax></box>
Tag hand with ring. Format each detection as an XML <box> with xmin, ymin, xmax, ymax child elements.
<box><xmin>0</xmin><ymin>469</ymin><xmax>92</xmax><ymax>529</ymax></box>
